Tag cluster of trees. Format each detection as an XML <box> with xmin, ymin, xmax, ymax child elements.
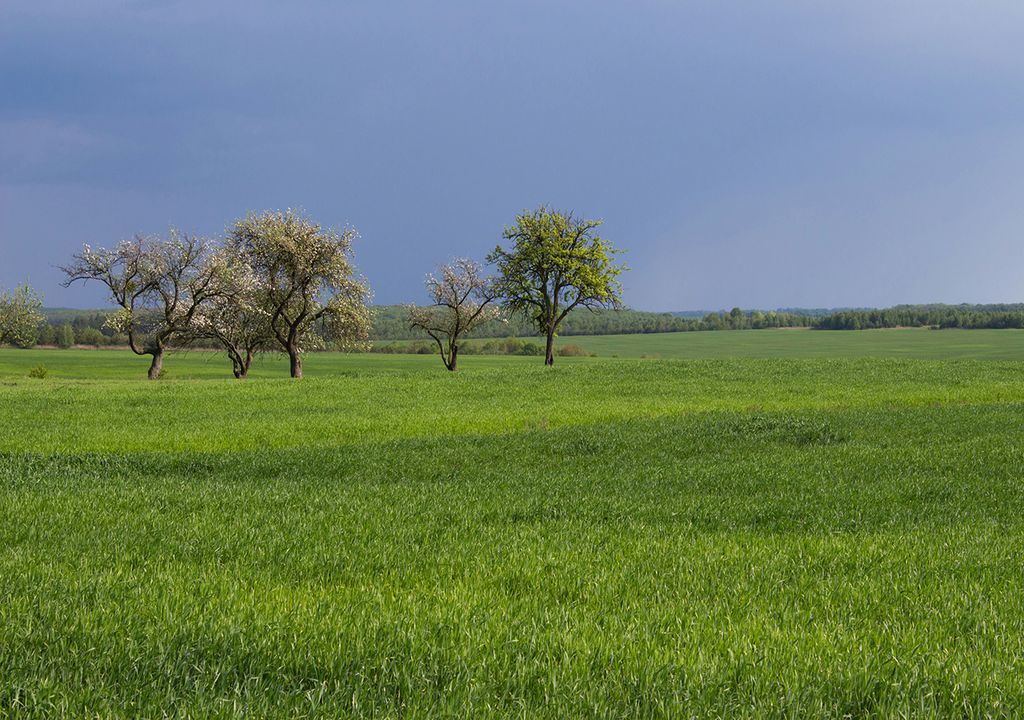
<box><xmin>61</xmin><ymin>211</ymin><xmax>372</xmax><ymax>379</ymax></box>
<box><xmin>697</xmin><ymin>308</ymin><xmax>817</xmax><ymax>330</ymax></box>
<box><xmin>38</xmin><ymin>323</ymin><xmax>103</xmax><ymax>348</ymax></box>
<box><xmin>0</xmin><ymin>205</ymin><xmax>623</xmax><ymax>377</ymax></box>
<box><xmin>401</xmin><ymin>206</ymin><xmax>625</xmax><ymax>369</ymax></box>
<box><xmin>13</xmin><ymin>207</ymin><xmax>1024</xmax><ymax>378</ymax></box>
<box><xmin>813</xmin><ymin>304</ymin><xmax>1024</xmax><ymax>330</ymax></box>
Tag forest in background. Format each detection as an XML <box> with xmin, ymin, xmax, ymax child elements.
<box><xmin>32</xmin><ymin>303</ymin><xmax>1024</xmax><ymax>349</ymax></box>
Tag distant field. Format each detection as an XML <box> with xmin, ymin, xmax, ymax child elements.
<box><xmin>564</xmin><ymin>327</ymin><xmax>1024</xmax><ymax>359</ymax></box>
<box><xmin>5</xmin><ymin>327</ymin><xmax>1024</xmax><ymax>381</ymax></box>
<box><xmin>3</xmin><ymin>340</ymin><xmax>1024</xmax><ymax>716</ymax></box>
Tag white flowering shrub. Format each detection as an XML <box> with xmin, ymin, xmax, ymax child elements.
<box><xmin>0</xmin><ymin>283</ymin><xmax>45</xmax><ymax>348</ymax></box>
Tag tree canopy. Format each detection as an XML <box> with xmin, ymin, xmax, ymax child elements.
<box><xmin>228</xmin><ymin>210</ymin><xmax>371</xmax><ymax>378</ymax></box>
<box><xmin>488</xmin><ymin>206</ymin><xmax>625</xmax><ymax>365</ymax></box>
<box><xmin>0</xmin><ymin>284</ymin><xmax>45</xmax><ymax>348</ymax></box>
<box><xmin>61</xmin><ymin>232</ymin><xmax>227</xmax><ymax>379</ymax></box>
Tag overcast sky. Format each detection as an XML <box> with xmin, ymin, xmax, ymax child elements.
<box><xmin>2</xmin><ymin>1</ymin><xmax>1024</xmax><ymax>310</ymax></box>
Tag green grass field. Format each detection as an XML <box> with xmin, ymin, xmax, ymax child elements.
<box><xmin>3</xmin><ymin>331</ymin><xmax>1024</xmax><ymax>717</ymax></box>
<box><xmin>568</xmin><ymin>327</ymin><xmax>1024</xmax><ymax>360</ymax></box>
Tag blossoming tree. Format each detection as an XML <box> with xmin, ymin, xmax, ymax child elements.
<box><xmin>407</xmin><ymin>258</ymin><xmax>500</xmax><ymax>371</ymax></box>
<box><xmin>0</xmin><ymin>283</ymin><xmax>45</xmax><ymax>348</ymax></box>
<box><xmin>62</xmin><ymin>231</ymin><xmax>228</xmax><ymax>379</ymax></box>
<box><xmin>227</xmin><ymin>210</ymin><xmax>371</xmax><ymax>378</ymax></box>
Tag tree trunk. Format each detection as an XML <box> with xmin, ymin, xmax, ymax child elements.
<box><xmin>147</xmin><ymin>348</ymin><xmax>164</xmax><ymax>380</ymax></box>
<box><xmin>229</xmin><ymin>350</ymin><xmax>243</xmax><ymax>379</ymax></box>
<box><xmin>544</xmin><ymin>331</ymin><xmax>555</xmax><ymax>366</ymax></box>
<box><xmin>448</xmin><ymin>343</ymin><xmax>458</xmax><ymax>372</ymax></box>
<box><xmin>288</xmin><ymin>346</ymin><xmax>303</xmax><ymax>378</ymax></box>
<box><xmin>229</xmin><ymin>348</ymin><xmax>251</xmax><ymax>379</ymax></box>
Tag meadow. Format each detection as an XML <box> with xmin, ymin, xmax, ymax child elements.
<box><xmin>3</xmin><ymin>330</ymin><xmax>1024</xmax><ymax>717</ymax></box>
<box><xmin>568</xmin><ymin>326</ymin><xmax>1024</xmax><ymax>360</ymax></box>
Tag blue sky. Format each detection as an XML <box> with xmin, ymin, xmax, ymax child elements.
<box><xmin>2</xmin><ymin>1</ymin><xmax>1024</xmax><ymax>310</ymax></box>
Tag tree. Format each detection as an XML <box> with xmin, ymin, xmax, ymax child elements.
<box><xmin>0</xmin><ymin>284</ymin><xmax>45</xmax><ymax>348</ymax></box>
<box><xmin>408</xmin><ymin>258</ymin><xmax>500</xmax><ymax>371</ymax></box>
<box><xmin>38</xmin><ymin>324</ymin><xmax>57</xmax><ymax>346</ymax></box>
<box><xmin>62</xmin><ymin>231</ymin><xmax>227</xmax><ymax>380</ymax></box>
<box><xmin>76</xmin><ymin>327</ymin><xmax>105</xmax><ymax>346</ymax></box>
<box><xmin>57</xmin><ymin>323</ymin><xmax>75</xmax><ymax>348</ymax></box>
<box><xmin>488</xmin><ymin>206</ymin><xmax>626</xmax><ymax>365</ymax></box>
<box><xmin>192</xmin><ymin>255</ymin><xmax>274</xmax><ymax>378</ymax></box>
<box><xmin>228</xmin><ymin>210</ymin><xmax>371</xmax><ymax>378</ymax></box>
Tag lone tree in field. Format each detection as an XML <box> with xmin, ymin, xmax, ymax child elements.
<box><xmin>408</xmin><ymin>258</ymin><xmax>500</xmax><ymax>371</ymax></box>
<box><xmin>488</xmin><ymin>206</ymin><xmax>626</xmax><ymax>365</ymax></box>
<box><xmin>62</xmin><ymin>232</ymin><xmax>227</xmax><ymax>379</ymax></box>
<box><xmin>192</xmin><ymin>254</ymin><xmax>274</xmax><ymax>379</ymax></box>
<box><xmin>0</xmin><ymin>283</ymin><xmax>45</xmax><ymax>348</ymax></box>
<box><xmin>228</xmin><ymin>210</ymin><xmax>371</xmax><ymax>378</ymax></box>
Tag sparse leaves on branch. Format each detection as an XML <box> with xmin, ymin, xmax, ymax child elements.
<box><xmin>62</xmin><ymin>231</ymin><xmax>228</xmax><ymax>379</ymax></box>
<box><xmin>408</xmin><ymin>258</ymin><xmax>500</xmax><ymax>371</ymax></box>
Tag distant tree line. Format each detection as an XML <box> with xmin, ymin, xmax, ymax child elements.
<box><xmin>371</xmin><ymin>337</ymin><xmax>594</xmax><ymax>358</ymax></box>
<box><xmin>20</xmin><ymin>301</ymin><xmax>1024</xmax><ymax>357</ymax></box>
<box><xmin>371</xmin><ymin>306</ymin><xmax>699</xmax><ymax>339</ymax></box>
<box><xmin>813</xmin><ymin>304</ymin><xmax>1024</xmax><ymax>330</ymax></box>
<box><xmin>32</xmin><ymin>304</ymin><xmax>817</xmax><ymax>345</ymax></box>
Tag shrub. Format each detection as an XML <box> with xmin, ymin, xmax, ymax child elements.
<box><xmin>27</xmin><ymin>365</ymin><xmax>48</xmax><ymax>379</ymax></box>
<box><xmin>37</xmin><ymin>324</ymin><xmax>57</xmax><ymax>346</ymax></box>
<box><xmin>75</xmin><ymin>327</ymin><xmax>105</xmax><ymax>346</ymax></box>
<box><xmin>557</xmin><ymin>343</ymin><xmax>590</xmax><ymax>357</ymax></box>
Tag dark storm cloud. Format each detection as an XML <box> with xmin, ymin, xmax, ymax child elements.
<box><xmin>2</xmin><ymin>1</ymin><xmax>1024</xmax><ymax>309</ymax></box>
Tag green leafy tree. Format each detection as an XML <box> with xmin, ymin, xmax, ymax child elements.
<box><xmin>76</xmin><ymin>327</ymin><xmax>105</xmax><ymax>346</ymax></box>
<box><xmin>57</xmin><ymin>323</ymin><xmax>75</xmax><ymax>349</ymax></box>
<box><xmin>38</xmin><ymin>324</ymin><xmax>57</xmax><ymax>346</ymax></box>
<box><xmin>0</xmin><ymin>283</ymin><xmax>45</xmax><ymax>348</ymax></box>
<box><xmin>488</xmin><ymin>206</ymin><xmax>626</xmax><ymax>365</ymax></box>
<box><xmin>228</xmin><ymin>210</ymin><xmax>371</xmax><ymax>378</ymax></box>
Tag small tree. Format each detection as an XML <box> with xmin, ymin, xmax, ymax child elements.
<box><xmin>228</xmin><ymin>210</ymin><xmax>371</xmax><ymax>378</ymax></box>
<box><xmin>192</xmin><ymin>255</ymin><xmax>274</xmax><ymax>378</ymax></box>
<box><xmin>488</xmin><ymin>206</ymin><xmax>626</xmax><ymax>365</ymax></box>
<box><xmin>38</xmin><ymin>324</ymin><xmax>57</xmax><ymax>346</ymax></box>
<box><xmin>408</xmin><ymin>258</ymin><xmax>499</xmax><ymax>371</ymax></box>
<box><xmin>57</xmin><ymin>323</ymin><xmax>75</xmax><ymax>349</ymax></box>
<box><xmin>62</xmin><ymin>231</ymin><xmax>227</xmax><ymax>379</ymax></box>
<box><xmin>0</xmin><ymin>284</ymin><xmax>45</xmax><ymax>348</ymax></box>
